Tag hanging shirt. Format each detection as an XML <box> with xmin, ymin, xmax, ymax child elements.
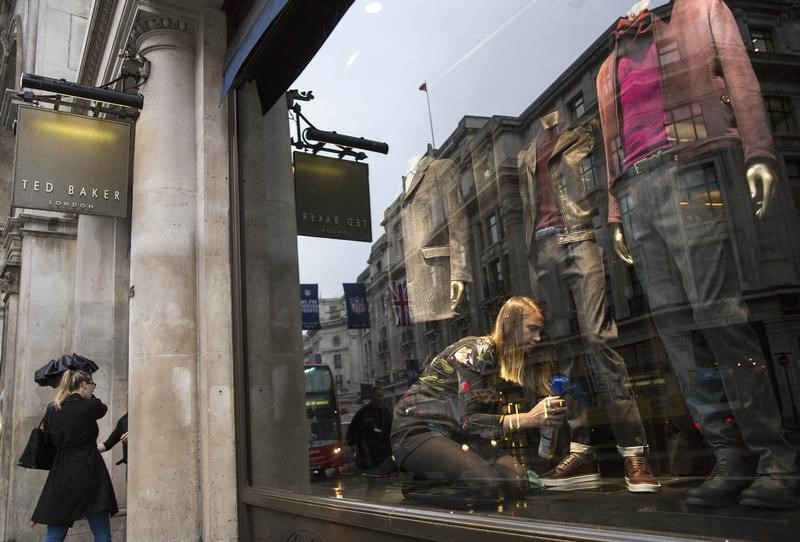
<box><xmin>616</xmin><ymin>19</ymin><xmax>671</xmax><ymax>171</ymax></box>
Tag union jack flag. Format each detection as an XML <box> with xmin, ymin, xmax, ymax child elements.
<box><xmin>389</xmin><ymin>280</ymin><xmax>411</xmax><ymax>327</ymax></box>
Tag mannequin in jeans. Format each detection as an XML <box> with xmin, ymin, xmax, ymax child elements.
<box><xmin>597</xmin><ymin>0</ymin><xmax>798</xmax><ymax>508</ymax></box>
<box><xmin>519</xmin><ymin>110</ymin><xmax>659</xmax><ymax>492</ymax></box>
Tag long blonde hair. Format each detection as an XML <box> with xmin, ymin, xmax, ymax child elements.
<box><xmin>491</xmin><ymin>296</ymin><xmax>544</xmax><ymax>386</ymax></box>
<box><xmin>53</xmin><ymin>369</ymin><xmax>92</xmax><ymax>409</ymax></box>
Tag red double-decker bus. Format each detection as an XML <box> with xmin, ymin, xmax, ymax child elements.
<box><xmin>304</xmin><ymin>363</ymin><xmax>345</xmax><ymax>478</ymax></box>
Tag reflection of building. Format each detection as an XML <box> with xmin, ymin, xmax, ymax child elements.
<box><xmin>359</xmin><ymin>0</ymin><xmax>800</xmax><ymax>475</ymax></box>
<box><xmin>302</xmin><ymin>297</ymin><xmax>368</xmax><ymax>413</ymax></box>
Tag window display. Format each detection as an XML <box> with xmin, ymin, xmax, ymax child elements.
<box><xmin>239</xmin><ymin>0</ymin><xmax>800</xmax><ymax>539</ymax></box>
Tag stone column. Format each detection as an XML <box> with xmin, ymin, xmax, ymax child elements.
<box><xmin>127</xmin><ymin>16</ymin><xmax>200</xmax><ymax>541</ymax></box>
<box><xmin>73</xmin><ymin>215</ymin><xmax>129</xmax><ymax>522</ymax></box>
<box><xmin>2</xmin><ymin>214</ymin><xmax>77</xmax><ymax>542</ymax></box>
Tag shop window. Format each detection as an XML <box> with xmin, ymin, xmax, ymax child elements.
<box><xmin>750</xmin><ymin>27</ymin><xmax>775</xmax><ymax>52</ymax></box>
<box><xmin>764</xmin><ymin>96</ymin><xmax>796</xmax><ymax>132</ymax></box>
<box><xmin>236</xmin><ymin>2</ymin><xmax>800</xmax><ymax>540</ymax></box>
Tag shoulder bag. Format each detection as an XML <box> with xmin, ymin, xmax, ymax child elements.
<box><xmin>17</xmin><ymin>405</ymin><xmax>55</xmax><ymax>470</ymax></box>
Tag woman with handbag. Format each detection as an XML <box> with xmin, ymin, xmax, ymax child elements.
<box><xmin>31</xmin><ymin>369</ymin><xmax>118</xmax><ymax>541</ymax></box>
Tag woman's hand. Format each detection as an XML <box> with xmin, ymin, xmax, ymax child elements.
<box><xmin>97</xmin><ymin>443</ymin><xmax>107</xmax><ymax>452</ymax></box>
<box><xmin>527</xmin><ymin>396</ymin><xmax>566</xmax><ymax>429</ymax></box>
<box><xmin>503</xmin><ymin>397</ymin><xmax>567</xmax><ymax>433</ymax></box>
<box><xmin>120</xmin><ymin>432</ymin><xmax>128</xmax><ymax>443</ymax></box>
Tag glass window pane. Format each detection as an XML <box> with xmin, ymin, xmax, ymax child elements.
<box><xmin>238</xmin><ymin>2</ymin><xmax>800</xmax><ymax>540</ymax></box>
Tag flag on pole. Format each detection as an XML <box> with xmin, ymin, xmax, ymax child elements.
<box><xmin>419</xmin><ymin>80</ymin><xmax>436</xmax><ymax>149</ymax></box>
<box><xmin>389</xmin><ymin>280</ymin><xmax>411</xmax><ymax>327</ymax></box>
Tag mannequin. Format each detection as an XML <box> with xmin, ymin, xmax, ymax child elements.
<box><xmin>596</xmin><ymin>0</ymin><xmax>797</xmax><ymax>509</ymax></box>
<box><xmin>401</xmin><ymin>154</ymin><xmax>471</xmax><ymax>322</ymax></box>
<box><xmin>518</xmin><ymin>110</ymin><xmax>659</xmax><ymax>493</ymax></box>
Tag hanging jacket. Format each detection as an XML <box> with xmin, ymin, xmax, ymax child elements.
<box><xmin>596</xmin><ymin>0</ymin><xmax>776</xmax><ymax>222</ymax></box>
<box><xmin>520</xmin><ymin>115</ymin><xmax>604</xmax><ymax>245</ymax></box>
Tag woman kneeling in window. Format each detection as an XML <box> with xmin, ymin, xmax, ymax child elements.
<box><xmin>391</xmin><ymin>295</ymin><xmax>565</xmax><ymax>507</ymax></box>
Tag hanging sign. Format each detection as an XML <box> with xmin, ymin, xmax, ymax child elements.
<box><xmin>293</xmin><ymin>151</ymin><xmax>372</xmax><ymax>242</ymax></box>
<box><xmin>12</xmin><ymin>106</ymin><xmax>132</xmax><ymax>218</ymax></box>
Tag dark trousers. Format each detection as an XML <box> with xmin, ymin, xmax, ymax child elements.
<box><xmin>531</xmin><ymin>235</ymin><xmax>648</xmax><ymax>454</ymax></box>
<box><xmin>613</xmin><ymin>159</ymin><xmax>796</xmax><ymax>474</ymax></box>
<box><xmin>400</xmin><ymin>434</ymin><xmax>528</xmax><ymax>503</ymax></box>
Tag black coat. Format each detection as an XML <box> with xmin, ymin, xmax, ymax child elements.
<box><xmin>103</xmin><ymin>413</ymin><xmax>128</xmax><ymax>465</ymax></box>
<box><xmin>31</xmin><ymin>394</ymin><xmax>118</xmax><ymax>525</ymax></box>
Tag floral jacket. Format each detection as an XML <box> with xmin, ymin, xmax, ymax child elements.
<box><xmin>391</xmin><ymin>336</ymin><xmax>506</xmax><ymax>453</ymax></box>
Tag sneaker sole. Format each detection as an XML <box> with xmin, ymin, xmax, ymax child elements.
<box><xmin>545</xmin><ymin>480</ymin><xmax>603</xmax><ymax>492</ymax></box>
<box><xmin>625</xmin><ymin>478</ymin><xmax>661</xmax><ymax>493</ymax></box>
<box><xmin>542</xmin><ymin>473</ymin><xmax>601</xmax><ymax>487</ymax></box>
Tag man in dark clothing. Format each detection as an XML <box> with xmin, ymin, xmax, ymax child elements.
<box><xmin>98</xmin><ymin>412</ymin><xmax>128</xmax><ymax>465</ymax></box>
<box><xmin>347</xmin><ymin>387</ymin><xmax>394</xmax><ymax>475</ymax></box>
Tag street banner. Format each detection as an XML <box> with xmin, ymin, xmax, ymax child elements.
<box><xmin>300</xmin><ymin>284</ymin><xmax>321</xmax><ymax>330</ymax></box>
<box><xmin>343</xmin><ymin>283</ymin><xmax>369</xmax><ymax>329</ymax></box>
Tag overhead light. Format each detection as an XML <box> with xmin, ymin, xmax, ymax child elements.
<box><xmin>20</xmin><ymin>73</ymin><xmax>144</xmax><ymax>110</ymax></box>
<box><xmin>365</xmin><ymin>2</ymin><xmax>383</xmax><ymax>14</ymax></box>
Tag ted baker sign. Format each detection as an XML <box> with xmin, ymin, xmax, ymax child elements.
<box><xmin>12</xmin><ymin>106</ymin><xmax>131</xmax><ymax>218</ymax></box>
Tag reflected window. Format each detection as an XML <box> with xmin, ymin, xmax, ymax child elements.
<box><xmin>666</xmin><ymin>103</ymin><xmax>707</xmax><ymax>144</ymax></box>
<box><xmin>659</xmin><ymin>40</ymin><xmax>680</xmax><ymax>65</ymax></box>
<box><xmin>750</xmin><ymin>28</ymin><xmax>775</xmax><ymax>52</ymax></box>
<box><xmin>764</xmin><ymin>96</ymin><xmax>796</xmax><ymax>133</ymax></box>
<box><xmin>579</xmin><ymin>154</ymin><xmax>597</xmax><ymax>190</ymax></box>
<box><xmin>483</xmin><ymin>259</ymin><xmax>504</xmax><ymax>298</ymax></box>
<box><xmin>487</xmin><ymin>213</ymin><xmax>500</xmax><ymax>245</ymax></box>
<box><xmin>787</xmin><ymin>158</ymin><xmax>800</xmax><ymax>215</ymax></box>
<box><xmin>681</xmin><ymin>164</ymin><xmax>723</xmax><ymax>223</ymax></box>
<box><xmin>568</xmin><ymin>92</ymin><xmax>585</xmax><ymax>120</ymax></box>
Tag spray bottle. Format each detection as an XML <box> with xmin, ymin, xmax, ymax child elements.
<box><xmin>537</xmin><ymin>375</ymin><xmax>569</xmax><ymax>459</ymax></box>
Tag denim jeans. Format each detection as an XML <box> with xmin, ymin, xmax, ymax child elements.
<box><xmin>45</xmin><ymin>513</ymin><xmax>111</xmax><ymax>542</ymax></box>
<box><xmin>613</xmin><ymin>159</ymin><xmax>797</xmax><ymax>474</ymax></box>
<box><xmin>530</xmin><ymin>234</ymin><xmax>648</xmax><ymax>453</ymax></box>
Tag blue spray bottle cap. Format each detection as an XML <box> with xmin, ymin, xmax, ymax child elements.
<box><xmin>549</xmin><ymin>375</ymin><xmax>569</xmax><ymax>396</ymax></box>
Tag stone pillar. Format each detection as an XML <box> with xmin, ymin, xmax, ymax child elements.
<box><xmin>238</xmin><ymin>83</ymin><xmax>309</xmax><ymax>494</ymax></box>
<box><xmin>1</xmin><ymin>214</ymin><xmax>77</xmax><ymax>542</ymax></box>
<box><xmin>195</xmin><ymin>9</ymin><xmax>238</xmax><ymax>541</ymax></box>
<box><xmin>127</xmin><ymin>16</ymin><xmax>200</xmax><ymax>541</ymax></box>
<box><xmin>0</xmin><ymin>248</ymin><xmax>20</xmax><ymax>542</ymax></box>
<box><xmin>73</xmin><ymin>215</ymin><xmax>129</xmax><ymax>520</ymax></box>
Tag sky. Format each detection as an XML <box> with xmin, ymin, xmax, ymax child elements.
<box><xmin>292</xmin><ymin>0</ymin><xmax>669</xmax><ymax>298</ymax></box>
